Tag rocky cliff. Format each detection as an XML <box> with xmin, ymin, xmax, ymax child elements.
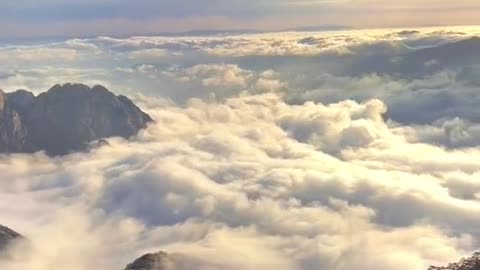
<box><xmin>429</xmin><ymin>253</ymin><xmax>480</xmax><ymax>270</ymax></box>
<box><xmin>0</xmin><ymin>225</ymin><xmax>23</xmax><ymax>252</ymax></box>
<box><xmin>124</xmin><ymin>251</ymin><xmax>175</xmax><ymax>270</ymax></box>
<box><xmin>0</xmin><ymin>91</ymin><xmax>28</xmax><ymax>152</ymax></box>
<box><xmin>0</xmin><ymin>83</ymin><xmax>152</xmax><ymax>155</ymax></box>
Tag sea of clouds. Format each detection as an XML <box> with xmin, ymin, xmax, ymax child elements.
<box><xmin>1</xmin><ymin>26</ymin><xmax>480</xmax><ymax>270</ymax></box>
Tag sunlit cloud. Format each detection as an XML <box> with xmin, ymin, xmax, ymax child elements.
<box><xmin>2</xmin><ymin>26</ymin><xmax>480</xmax><ymax>270</ymax></box>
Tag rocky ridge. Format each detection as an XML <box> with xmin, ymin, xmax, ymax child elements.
<box><xmin>0</xmin><ymin>225</ymin><xmax>23</xmax><ymax>252</ymax></box>
<box><xmin>124</xmin><ymin>251</ymin><xmax>175</xmax><ymax>270</ymax></box>
<box><xmin>0</xmin><ymin>83</ymin><xmax>152</xmax><ymax>155</ymax></box>
<box><xmin>429</xmin><ymin>253</ymin><xmax>480</xmax><ymax>270</ymax></box>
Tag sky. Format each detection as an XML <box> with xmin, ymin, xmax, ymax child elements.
<box><xmin>1</xmin><ymin>0</ymin><xmax>480</xmax><ymax>38</ymax></box>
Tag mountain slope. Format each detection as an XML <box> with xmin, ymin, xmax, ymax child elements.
<box><xmin>0</xmin><ymin>83</ymin><xmax>152</xmax><ymax>155</ymax></box>
<box><xmin>0</xmin><ymin>91</ymin><xmax>28</xmax><ymax>152</ymax></box>
<box><xmin>429</xmin><ymin>252</ymin><xmax>480</xmax><ymax>270</ymax></box>
<box><xmin>124</xmin><ymin>251</ymin><xmax>174</xmax><ymax>270</ymax></box>
<box><xmin>0</xmin><ymin>225</ymin><xmax>23</xmax><ymax>252</ymax></box>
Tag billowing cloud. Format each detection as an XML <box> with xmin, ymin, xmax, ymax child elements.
<box><xmin>2</xmin><ymin>27</ymin><xmax>480</xmax><ymax>270</ymax></box>
<box><xmin>1</xmin><ymin>91</ymin><xmax>480</xmax><ymax>269</ymax></box>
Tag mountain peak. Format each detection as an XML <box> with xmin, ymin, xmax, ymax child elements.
<box><xmin>429</xmin><ymin>252</ymin><xmax>480</xmax><ymax>270</ymax></box>
<box><xmin>0</xmin><ymin>224</ymin><xmax>23</xmax><ymax>252</ymax></box>
<box><xmin>6</xmin><ymin>89</ymin><xmax>35</xmax><ymax>110</ymax></box>
<box><xmin>0</xmin><ymin>83</ymin><xmax>153</xmax><ymax>155</ymax></box>
<box><xmin>124</xmin><ymin>251</ymin><xmax>174</xmax><ymax>270</ymax></box>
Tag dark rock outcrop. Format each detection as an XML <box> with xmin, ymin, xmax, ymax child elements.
<box><xmin>0</xmin><ymin>91</ymin><xmax>28</xmax><ymax>152</ymax></box>
<box><xmin>7</xmin><ymin>90</ymin><xmax>35</xmax><ymax>111</ymax></box>
<box><xmin>124</xmin><ymin>251</ymin><xmax>175</xmax><ymax>270</ymax></box>
<box><xmin>0</xmin><ymin>224</ymin><xmax>23</xmax><ymax>252</ymax></box>
<box><xmin>429</xmin><ymin>252</ymin><xmax>480</xmax><ymax>270</ymax></box>
<box><xmin>0</xmin><ymin>83</ymin><xmax>152</xmax><ymax>155</ymax></box>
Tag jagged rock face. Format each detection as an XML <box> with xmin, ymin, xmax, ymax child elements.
<box><xmin>124</xmin><ymin>251</ymin><xmax>176</xmax><ymax>270</ymax></box>
<box><xmin>0</xmin><ymin>90</ymin><xmax>28</xmax><ymax>152</ymax></box>
<box><xmin>429</xmin><ymin>252</ymin><xmax>480</xmax><ymax>270</ymax></box>
<box><xmin>0</xmin><ymin>90</ymin><xmax>5</xmax><ymax>113</ymax></box>
<box><xmin>0</xmin><ymin>83</ymin><xmax>153</xmax><ymax>155</ymax></box>
<box><xmin>24</xmin><ymin>84</ymin><xmax>152</xmax><ymax>155</ymax></box>
<box><xmin>0</xmin><ymin>225</ymin><xmax>22</xmax><ymax>252</ymax></box>
<box><xmin>7</xmin><ymin>90</ymin><xmax>35</xmax><ymax>112</ymax></box>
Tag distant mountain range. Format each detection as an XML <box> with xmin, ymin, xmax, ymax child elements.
<box><xmin>286</xmin><ymin>25</ymin><xmax>353</xmax><ymax>32</ymax></box>
<box><xmin>0</xmin><ymin>25</ymin><xmax>353</xmax><ymax>43</ymax></box>
<box><xmin>0</xmin><ymin>83</ymin><xmax>152</xmax><ymax>155</ymax></box>
<box><xmin>350</xmin><ymin>36</ymin><xmax>480</xmax><ymax>78</ymax></box>
<box><xmin>136</xmin><ymin>25</ymin><xmax>352</xmax><ymax>37</ymax></box>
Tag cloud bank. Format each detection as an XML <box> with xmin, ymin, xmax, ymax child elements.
<box><xmin>2</xmin><ymin>27</ymin><xmax>480</xmax><ymax>269</ymax></box>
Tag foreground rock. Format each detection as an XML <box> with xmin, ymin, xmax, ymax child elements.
<box><xmin>0</xmin><ymin>83</ymin><xmax>153</xmax><ymax>155</ymax></box>
<box><xmin>0</xmin><ymin>225</ymin><xmax>23</xmax><ymax>252</ymax></box>
<box><xmin>124</xmin><ymin>251</ymin><xmax>175</xmax><ymax>270</ymax></box>
<box><xmin>429</xmin><ymin>253</ymin><xmax>480</xmax><ymax>270</ymax></box>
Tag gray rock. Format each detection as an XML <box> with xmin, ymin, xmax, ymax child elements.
<box><xmin>0</xmin><ymin>83</ymin><xmax>153</xmax><ymax>155</ymax></box>
<box><xmin>124</xmin><ymin>251</ymin><xmax>176</xmax><ymax>270</ymax></box>
<box><xmin>0</xmin><ymin>90</ymin><xmax>28</xmax><ymax>152</ymax></box>
<box><xmin>7</xmin><ymin>90</ymin><xmax>35</xmax><ymax>111</ymax></box>
<box><xmin>429</xmin><ymin>252</ymin><xmax>480</xmax><ymax>270</ymax></box>
<box><xmin>0</xmin><ymin>224</ymin><xmax>23</xmax><ymax>252</ymax></box>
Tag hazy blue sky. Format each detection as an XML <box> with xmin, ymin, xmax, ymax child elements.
<box><xmin>1</xmin><ymin>0</ymin><xmax>480</xmax><ymax>38</ymax></box>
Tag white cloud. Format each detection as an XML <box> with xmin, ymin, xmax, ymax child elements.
<box><xmin>2</xmin><ymin>27</ymin><xmax>480</xmax><ymax>270</ymax></box>
<box><xmin>1</xmin><ymin>91</ymin><xmax>480</xmax><ymax>269</ymax></box>
<box><xmin>0</xmin><ymin>47</ymin><xmax>78</xmax><ymax>64</ymax></box>
<box><xmin>183</xmin><ymin>64</ymin><xmax>252</xmax><ymax>88</ymax></box>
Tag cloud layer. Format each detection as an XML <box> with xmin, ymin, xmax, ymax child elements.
<box><xmin>1</xmin><ymin>92</ymin><xmax>480</xmax><ymax>270</ymax></box>
<box><xmin>2</xmin><ymin>27</ymin><xmax>480</xmax><ymax>270</ymax></box>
